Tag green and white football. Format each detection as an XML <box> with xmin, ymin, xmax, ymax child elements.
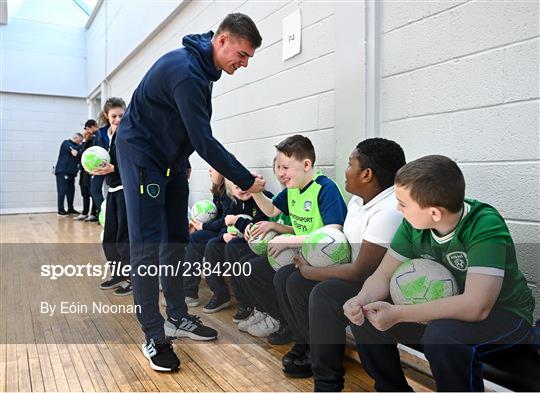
<box><xmin>301</xmin><ymin>226</ymin><xmax>351</xmax><ymax>267</ymax></box>
<box><xmin>247</xmin><ymin>223</ymin><xmax>278</xmax><ymax>256</ymax></box>
<box><xmin>81</xmin><ymin>146</ymin><xmax>110</xmax><ymax>172</ymax></box>
<box><xmin>267</xmin><ymin>234</ymin><xmax>299</xmax><ymax>271</ymax></box>
<box><xmin>190</xmin><ymin>200</ymin><xmax>218</xmax><ymax>223</ymax></box>
<box><xmin>390</xmin><ymin>259</ymin><xmax>459</xmax><ymax>305</ymax></box>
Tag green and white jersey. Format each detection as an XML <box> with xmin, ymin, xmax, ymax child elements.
<box><xmin>270</xmin><ymin>212</ymin><xmax>292</xmax><ymax>226</ymax></box>
<box><xmin>272</xmin><ymin>171</ymin><xmax>348</xmax><ymax>236</ymax></box>
<box><xmin>389</xmin><ymin>199</ymin><xmax>534</xmax><ymax>324</ymax></box>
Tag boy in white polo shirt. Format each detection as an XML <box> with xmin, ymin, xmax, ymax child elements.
<box><xmin>283</xmin><ymin>138</ymin><xmax>406</xmax><ymax>380</ymax></box>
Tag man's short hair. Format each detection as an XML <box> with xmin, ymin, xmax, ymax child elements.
<box><xmin>355</xmin><ymin>138</ymin><xmax>406</xmax><ymax>190</ymax></box>
<box><xmin>275</xmin><ymin>135</ymin><xmax>316</xmax><ymax>166</ymax></box>
<box><xmin>84</xmin><ymin>119</ymin><xmax>97</xmax><ymax>128</ymax></box>
<box><xmin>395</xmin><ymin>155</ymin><xmax>465</xmax><ymax>213</ymax></box>
<box><xmin>216</xmin><ymin>13</ymin><xmax>262</xmax><ymax>49</ymax></box>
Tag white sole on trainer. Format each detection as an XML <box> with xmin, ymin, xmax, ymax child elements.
<box><xmin>164</xmin><ymin>324</ymin><xmax>217</xmax><ymax>341</ymax></box>
<box><xmin>141</xmin><ymin>344</ymin><xmax>179</xmax><ymax>372</ymax></box>
<box><xmin>99</xmin><ymin>281</ymin><xmax>125</xmax><ymax>290</ymax></box>
<box><xmin>202</xmin><ymin>301</ymin><xmax>231</xmax><ymax>314</ymax></box>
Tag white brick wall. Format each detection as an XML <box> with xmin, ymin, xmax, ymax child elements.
<box><xmin>105</xmin><ymin>1</ymin><xmax>337</xmax><ymax>204</ymax></box>
<box><xmin>381</xmin><ymin>0</ymin><xmax>540</xmax><ymax>317</ymax></box>
<box><xmin>0</xmin><ymin>93</ymin><xmax>88</xmax><ymax>213</ymax></box>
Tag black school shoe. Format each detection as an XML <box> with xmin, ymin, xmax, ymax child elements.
<box><xmin>233</xmin><ymin>305</ymin><xmax>254</xmax><ymax>323</ymax></box>
<box><xmin>67</xmin><ymin>209</ymin><xmax>80</xmax><ymax>215</ymax></box>
<box><xmin>164</xmin><ymin>314</ymin><xmax>218</xmax><ymax>341</ymax></box>
<box><xmin>141</xmin><ymin>337</ymin><xmax>180</xmax><ymax>372</ymax></box>
<box><xmin>282</xmin><ymin>343</ymin><xmax>309</xmax><ymax>366</ymax></box>
<box><xmin>57</xmin><ymin>210</ymin><xmax>68</xmax><ymax>216</ymax></box>
<box><xmin>268</xmin><ymin>323</ymin><xmax>293</xmax><ymax>345</ymax></box>
<box><xmin>99</xmin><ymin>276</ymin><xmax>125</xmax><ymax>290</ymax></box>
<box><xmin>202</xmin><ymin>295</ymin><xmax>231</xmax><ymax>313</ymax></box>
<box><xmin>283</xmin><ymin>352</ymin><xmax>312</xmax><ymax>378</ymax></box>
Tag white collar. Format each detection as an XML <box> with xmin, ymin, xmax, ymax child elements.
<box><xmin>431</xmin><ymin>202</ymin><xmax>471</xmax><ymax>244</ymax></box>
<box><xmin>355</xmin><ymin>186</ymin><xmax>395</xmax><ymax>210</ymax></box>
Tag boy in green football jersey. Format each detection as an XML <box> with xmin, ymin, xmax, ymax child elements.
<box><xmin>343</xmin><ymin>155</ymin><xmax>534</xmax><ymax>392</ymax></box>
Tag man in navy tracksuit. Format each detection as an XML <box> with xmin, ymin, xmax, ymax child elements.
<box><xmin>54</xmin><ymin>133</ymin><xmax>83</xmax><ymax>215</ymax></box>
<box><xmin>116</xmin><ymin>13</ymin><xmax>265</xmax><ymax>372</ymax></box>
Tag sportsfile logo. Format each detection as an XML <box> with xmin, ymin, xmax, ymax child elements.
<box><xmin>40</xmin><ymin>261</ymin><xmax>183</xmax><ymax>280</ymax></box>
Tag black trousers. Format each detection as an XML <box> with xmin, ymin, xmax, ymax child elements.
<box><xmin>56</xmin><ymin>174</ymin><xmax>75</xmax><ymax>212</ymax></box>
<box><xmin>311</xmin><ymin>277</ymin><xmax>534</xmax><ymax>392</ymax></box>
<box><xmin>224</xmin><ymin>237</ymin><xmax>257</xmax><ymax>308</ymax></box>
<box><xmin>90</xmin><ymin>175</ymin><xmax>105</xmax><ymax>212</ymax></box>
<box><xmin>203</xmin><ymin>237</ymin><xmax>254</xmax><ymax>306</ymax></box>
<box><xmin>102</xmin><ymin>190</ymin><xmax>130</xmax><ymax>280</ymax></box>
<box><xmin>203</xmin><ymin>237</ymin><xmax>230</xmax><ymax>300</ymax></box>
<box><xmin>357</xmin><ymin>308</ymin><xmax>533</xmax><ymax>392</ymax></box>
<box><xmin>80</xmin><ymin>184</ymin><xmax>97</xmax><ymax>215</ymax></box>
<box><xmin>275</xmin><ymin>265</ymin><xmax>319</xmax><ymax>344</ymax></box>
<box><xmin>239</xmin><ymin>256</ymin><xmax>285</xmax><ymax>322</ymax></box>
<box><xmin>183</xmin><ymin>229</ymin><xmax>218</xmax><ymax>298</ymax></box>
<box><xmin>309</xmin><ymin>279</ymin><xmax>364</xmax><ymax>392</ymax></box>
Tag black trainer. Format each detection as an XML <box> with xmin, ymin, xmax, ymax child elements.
<box><xmin>268</xmin><ymin>323</ymin><xmax>293</xmax><ymax>345</ymax></box>
<box><xmin>282</xmin><ymin>343</ymin><xmax>309</xmax><ymax>366</ymax></box>
<box><xmin>164</xmin><ymin>315</ymin><xmax>218</xmax><ymax>341</ymax></box>
<box><xmin>141</xmin><ymin>337</ymin><xmax>180</xmax><ymax>372</ymax></box>
<box><xmin>57</xmin><ymin>210</ymin><xmax>68</xmax><ymax>216</ymax></box>
<box><xmin>283</xmin><ymin>353</ymin><xmax>312</xmax><ymax>378</ymax></box>
<box><xmin>202</xmin><ymin>295</ymin><xmax>231</xmax><ymax>313</ymax></box>
<box><xmin>114</xmin><ymin>281</ymin><xmax>132</xmax><ymax>296</ymax></box>
<box><xmin>99</xmin><ymin>276</ymin><xmax>125</xmax><ymax>290</ymax></box>
<box><xmin>233</xmin><ymin>305</ymin><xmax>253</xmax><ymax>323</ymax></box>
<box><xmin>67</xmin><ymin>209</ymin><xmax>80</xmax><ymax>215</ymax></box>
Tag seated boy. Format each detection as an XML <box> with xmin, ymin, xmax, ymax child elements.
<box><xmin>291</xmin><ymin>138</ymin><xmax>405</xmax><ymax>381</ymax></box>
<box><xmin>344</xmin><ymin>155</ymin><xmax>535</xmax><ymax>392</ymax></box>
<box><xmin>243</xmin><ymin>135</ymin><xmax>347</xmax><ymax>343</ymax></box>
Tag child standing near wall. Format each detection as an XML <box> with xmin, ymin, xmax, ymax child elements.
<box><xmin>74</xmin><ymin>119</ymin><xmax>99</xmax><ymax>221</ymax></box>
<box><xmin>91</xmin><ymin>98</ymin><xmax>132</xmax><ymax>295</ymax></box>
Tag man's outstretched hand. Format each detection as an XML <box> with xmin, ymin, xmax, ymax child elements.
<box><xmin>246</xmin><ymin>174</ymin><xmax>265</xmax><ymax>193</ymax></box>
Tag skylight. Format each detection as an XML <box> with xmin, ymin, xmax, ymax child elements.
<box><xmin>7</xmin><ymin>0</ymin><xmax>98</xmax><ymax>27</ymax></box>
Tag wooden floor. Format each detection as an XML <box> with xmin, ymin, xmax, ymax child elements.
<box><xmin>0</xmin><ymin>213</ymin><xmax>432</xmax><ymax>392</ymax></box>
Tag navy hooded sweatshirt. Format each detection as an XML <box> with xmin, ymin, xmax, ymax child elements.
<box><xmin>55</xmin><ymin>139</ymin><xmax>80</xmax><ymax>176</ymax></box>
<box><xmin>116</xmin><ymin>31</ymin><xmax>255</xmax><ymax>191</ymax></box>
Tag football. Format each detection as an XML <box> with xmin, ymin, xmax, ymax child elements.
<box><xmin>390</xmin><ymin>258</ymin><xmax>459</xmax><ymax>305</ymax></box>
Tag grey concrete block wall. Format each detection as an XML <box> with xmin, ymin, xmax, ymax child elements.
<box><xmin>380</xmin><ymin>0</ymin><xmax>540</xmax><ymax>318</ymax></box>
<box><xmin>107</xmin><ymin>1</ymin><xmax>338</xmax><ymax>207</ymax></box>
<box><xmin>101</xmin><ymin>0</ymin><xmax>539</xmax><ymax>317</ymax></box>
<box><xmin>0</xmin><ymin>93</ymin><xmax>88</xmax><ymax>213</ymax></box>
